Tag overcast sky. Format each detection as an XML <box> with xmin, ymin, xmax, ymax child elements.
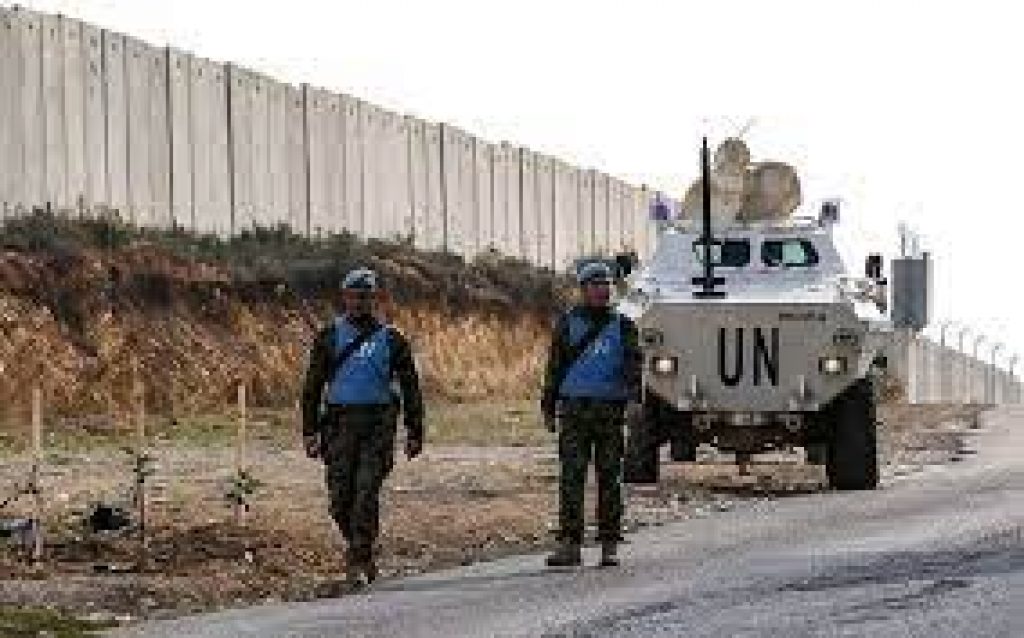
<box><xmin>20</xmin><ymin>0</ymin><xmax>1024</xmax><ymax>364</ymax></box>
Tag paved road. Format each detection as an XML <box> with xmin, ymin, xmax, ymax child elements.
<box><xmin>114</xmin><ymin>408</ymin><xmax>1024</xmax><ymax>637</ymax></box>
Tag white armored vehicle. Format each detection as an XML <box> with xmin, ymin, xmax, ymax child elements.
<box><xmin>619</xmin><ymin>138</ymin><xmax>894</xmax><ymax>490</ymax></box>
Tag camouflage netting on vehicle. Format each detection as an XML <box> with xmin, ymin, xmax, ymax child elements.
<box><xmin>680</xmin><ymin>138</ymin><xmax>801</xmax><ymax>223</ymax></box>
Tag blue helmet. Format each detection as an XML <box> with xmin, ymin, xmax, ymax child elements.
<box><xmin>577</xmin><ymin>261</ymin><xmax>613</xmax><ymax>286</ymax></box>
<box><xmin>342</xmin><ymin>268</ymin><xmax>379</xmax><ymax>292</ymax></box>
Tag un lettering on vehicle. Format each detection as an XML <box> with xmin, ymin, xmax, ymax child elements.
<box><xmin>717</xmin><ymin>327</ymin><xmax>780</xmax><ymax>387</ymax></box>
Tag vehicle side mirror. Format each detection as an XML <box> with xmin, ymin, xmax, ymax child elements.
<box><xmin>865</xmin><ymin>254</ymin><xmax>883</xmax><ymax>280</ymax></box>
<box><xmin>615</xmin><ymin>251</ymin><xmax>638</xmax><ymax>279</ymax></box>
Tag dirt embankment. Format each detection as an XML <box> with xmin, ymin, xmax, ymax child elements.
<box><xmin>0</xmin><ymin>215</ymin><xmax>570</xmax><ymax>423</ymax></box>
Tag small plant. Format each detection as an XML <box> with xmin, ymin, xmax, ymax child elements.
<box><xmin>224</xmin><ymin>469</ymin><xmax>263</xmax><ymax>520</ymax></box>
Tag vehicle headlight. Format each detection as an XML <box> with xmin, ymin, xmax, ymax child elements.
<box><xmin>819</xmin><ymin>356</ymin><xmax>847</xmax><ymax>375</ymax></box>
<box><xmin>651</xmin><ymin>356</ymin><xmax>678</xmax><ymax>376</ymax></box>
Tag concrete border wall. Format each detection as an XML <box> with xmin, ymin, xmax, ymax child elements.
<box><xmin>1</xmin><ymin>3</ymin><xmax>665</xmax><ymax>271</ymax></box>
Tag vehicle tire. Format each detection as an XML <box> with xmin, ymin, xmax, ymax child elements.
<box><xmin>624</xmin><ymin>396</ymin><xmax>662</xmax><ymax>484</ymax></box>
<box><xmin>668</xmin><ymin>413</ymin><xmax>697</xmax><ymax>463</ymax></box>
<box><xmin>826</xmin><ymin>378</ymin><xmax>879</xmax><ymax>490</ymax></box>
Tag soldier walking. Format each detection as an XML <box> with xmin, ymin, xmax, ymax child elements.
<box><xmin>541</xmin><ymin>262</ymin><xmax>643</xmax><ymax>567</ymax></box>
<box><xmin>301</xmin><ymin>268</ymin><xmax>425</xmax><ymax>586</ymax></box>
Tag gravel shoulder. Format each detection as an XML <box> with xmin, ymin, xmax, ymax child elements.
<box><xmin>0</xmin><ymin>402</ymin><xmax>985</xmax><ymax>630</ymax></box>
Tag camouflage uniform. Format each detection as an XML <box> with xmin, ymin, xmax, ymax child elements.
<box><xmin>301</xmin><ymin>317</ymin><xmax>423</xmax><ymax>568</ymax></box>
<box><xmin>542</xmin><ymin>306</ymin><xmax>642</xmax><ymax>550</ymax></box>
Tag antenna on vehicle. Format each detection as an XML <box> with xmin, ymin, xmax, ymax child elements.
<box><xmin>735</xmin><ymin>117</ymin><xmax>757</xmax><ymax>140</ymax></box>
<box><xmin>692</xmin><ymin>137</ymin><xmax>726</xmax><ymax>298</ymax></box>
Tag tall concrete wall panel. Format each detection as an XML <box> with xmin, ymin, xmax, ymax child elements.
<box><xmin>147</xmin><ymin>47</ymin><xmax>170</xmax><ymax>227</ymax></box>
<box><xmin>19</xmin><ymin>9</ymin><xmax>45</xmax><ymax>209</ymax></box>
<box><xmin>62</xmin><ymin>18</ymin><xmax>86</xmax><ymax>210</ymax></box>
<box><xmin>103</xmin><ymin>31</ymin><xmax>128</xmax><ymax>217</ymax></box>
<box><xmin>285</xmin><ymin>86</ymin><xmax>307</xmax><ymax>234</ymax></box>
<box><xmin>535</xmin><ymin>154</ymin><xmax>554</xmax><ymax>268</ymax></box>
<box><xmin>396</xmin><ymin>114</ymin><xmax>414</xmax><ymax>239</ymax></box>
<box><xmin>407</xmin><ymin>116</ymin><xmax>429</xmax><ymax>247</ymax></box>
<box><xmin>125</xmin><ymin>37</ymin><xmax>153</xmax><ymax>224</ymax></box>
<box><xmin>501</xmin><ymin>143</ymin><xmax>522</xmax><ymax>260</ymax></box>
<box><xmin>422</xmin><ymin>122</ymin><xmax>444</xmax><ymax>251</ymax></box>
<box><xmin>265</xmin><ymin>79</ymin><xmax>290</xmax><ymax>227</ymax></box>
<box><xmin>303</xmin><ymin>86</ymin><xmax>328</xmax><ymax>236</ymax></box>
<box><xmin>490</xmin><ymin>143</ymin><xmax>508</xmax><ymax>255</ymax></box>
<box><xmin>519</xmin><ymin>148</ymin><xmax>537</xmax><ymax>264</ymax></box>
<box><xmin>82</xmin><ymin>25</ymin><xmax>105</xmax><ymax>210</ymax></box>
<box><xmin>373</xmin><ymin>109</ymin><xmax>393</xmax><ymax>238</ymax></box>
<box><xmin>474</xmin><ymin>141</ymin><xmax>494</xmax><ymax>251</ymax></box>
<box><xmin>248</xmin><ymin>74</ymin><xmax>271</xmax><ymax>227</ymax></box>
<box><xmin>553</xmin><ymin>160</ymin><xmax>580</xmax><ymax>271</ymax></box>
<box><xmin>382</xmin><ymin>111</ymin><xmax>411</xmax><ymax>240</ymax></box>
<box><xmin>190</xmin><ymin>58</ymin><xmax>231</xmax><ymax>235</ymax></box>
<box><xmin>329</xmin><ymin>91</ymin><xmax>348</xmax><ymax>233</ymax></box>
<box><xmin>592</xmin><ymin>171</ymin><xmax>610</xmax><ymax>254</ymax></box>
<box><xmin>343</xmin><ymin>97</ymin><xmax>364</xmax><ymax>236</ymax></box>
<box><xmin>455</xmin><ymin>131</ymin><xmax>476</xmax><ymax>255</ymax></box>
<box><xmin>361</xmin><ymin>103</ymin><xmax>384</xmax><ymax>240</ymax></box>
<box><xmin>1</xmin><ymin>7</ymin><xmax>22</xmax><ymax>211</ymax></box>
<box><xmin>227</xmin><ymin>65</ymin><xmax>253</xmax><ymax>230</ymax></box>
<box><xmin>167</xmin><ymin>48</ymin><xmax>192</xmax><ymax>227</ymax></box>
<box><xmin>374</xmin><ymin>109</ymin><xmax>398</xmax><ymax>239</ymax></box>
<box><xmin>578</xmin><ymin>170</ymin><xmax>595</xmax><ymax>255</ymax></box>
<box><xmin>608</xmin><ymin>178</ymin><xmax>625</xmax><ymax>253</ymax></box>
<box><xmin>42</xmin><ymin>13</ymin><xmax>66</xmax><ymax>208</ymax></box>
<box><xmin>439</xmin><ymin>125</ymin><xmax>460</xmax><ymax>253</ymax></box>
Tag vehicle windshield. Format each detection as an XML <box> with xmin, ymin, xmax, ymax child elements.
<box><xmin>692</xmin><ymin>239</ymin><xmax>750</xmax><ymax>268</ymax></box>
<box><xmin>762</xmin><ymin>238</ymin><xmax>820</xmax><ymax>267</ymax></box>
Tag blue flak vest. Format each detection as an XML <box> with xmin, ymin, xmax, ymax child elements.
<box><xmin>326</xmin><ymin>317</ymin><xmax>393</xmax><ymax>406</ymax></box>
<box><xmin>558</xmin><ymin>311</ymin><xmax>628</xmax><ymax>401</ymax></box>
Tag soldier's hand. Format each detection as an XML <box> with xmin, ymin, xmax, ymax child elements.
<box><xmin>405</xmin><ymin>436</ymin><xmax>423</xmax><ymax>460</ymax></box>
<box><xmin>303</xmin><ymin>433</ymin><xmax>322</xmax><ymax>459</ymax></box>
<box><xmin>544</xmin><ymin>414</ymin><xmax>558</xmax><ymax>433</ymax></box>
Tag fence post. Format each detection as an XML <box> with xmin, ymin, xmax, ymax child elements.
<box><xmin>235</xmin><ymin>382</ymin><xmax>247</xmax><ymax>527</ymax></box>
<box><xmin>30</xmin><ymin>387</ymin><xmax>44</xmax><ymax>563</ymax></box>
<box><xmin>132</xmin><ymin>358</ymin><xmax>149</xmax><ymax>563</ymax></box>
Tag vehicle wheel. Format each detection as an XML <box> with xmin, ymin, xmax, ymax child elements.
<box><xmin>668</xmin><ymin>413</ymin><xmax>697</xmax><ymax>463</ymax></box>
<box><xmin>624</xmin><ymin>396</ymin><xmax>662</xmax><ymax>484</ymax></box>
<box><xmin>826</xmin><ymin>378</ymin><xmax>879</xmax><ymax>490</ymax></box>
<box><xmin>805</xmin><ymin>443</ymin><xmax>828</xmax><ymax>466</ymax></box>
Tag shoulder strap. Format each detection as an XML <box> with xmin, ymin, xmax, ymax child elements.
<box><xmin>553</xmin><ymin>312</ymin><xmax>614</xmax><ymax>394</ymax></box>
<box><xmin>330</xmin><ymin>321</ymin><xmax>385</xmax><ymax>381</ymax></box>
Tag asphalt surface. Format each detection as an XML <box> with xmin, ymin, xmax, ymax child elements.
<box><xmin>113</xmin><ymin>407</ymin><xmax>1024</xmax><ymax>638</ymax></box>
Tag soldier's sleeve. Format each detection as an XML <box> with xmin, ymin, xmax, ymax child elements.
<box><xmin>389</xmin><ymin>328</ymin><xmax>425</xmax><ymax>441</ymax></box>
<box><xmin>541</xmin><ymin>313</ymin><xmax>570</xmax><ymax>416</ymax></box>
<box><xmin>621</xmin><ymin>316</ymin><xmax>644</xmax><ymax>404</ymax></box>
<box><xmin>300</xmin><ymin>325</ymin><xmax>334</xmax><ymax>437</ymax></box>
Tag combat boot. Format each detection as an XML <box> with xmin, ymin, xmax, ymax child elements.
<box><xmin>345</xmin><ymin>548</ymin><xmax>370</xmax><ymax>588</ymax></box>
<box><xmin>599</xmin><ymin>541</ymin><xmax>619</xmax><ymax>567</ymax></box>
<box><xmin>545</xmin><ymin>541</ymin><xmax>582</xmax><ymax>567</ymax></box>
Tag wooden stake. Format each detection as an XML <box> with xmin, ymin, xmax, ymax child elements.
<box><xmin>134</xmin><ymin>366</ymin><xmax>149</xmax><ymax>563</ymax></box>
<box><xmin>235</xmin><ymin>383</ymin><xmax>247</xmax><ymax>526</ymax></box>
<box><xmin>30</xmin><ymin>387</ymin><xmax>43</xmax><ymax>563</ymax></box>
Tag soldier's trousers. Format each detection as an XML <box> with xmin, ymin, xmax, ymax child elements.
<box><xmin>557</xmin><ymin>401</ymin><xmax>625</xmax><ymax>543</ymax></box>
<box><xmin>322</xmin><ymin>405</ymin><xmax>397</xmax><ymax>559</ymax></box>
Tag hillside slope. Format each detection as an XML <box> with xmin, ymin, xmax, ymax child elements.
<box><xmin>0</xmin><ymin>214</ymin><xmax>568</xmax><ymax>422</ymax></box>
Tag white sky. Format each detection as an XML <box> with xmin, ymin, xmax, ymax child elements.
<box><xmin>20</xmin><ymin>0</ymin><xmax>1024</xmax><ymax>366</ymax></box>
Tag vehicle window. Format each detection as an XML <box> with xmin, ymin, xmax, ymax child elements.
<box><xmin>692</xmin><ymin>239</ymin><xmax>750</xmax><ymax>267</ymax></box>
<box><xmin>761</xmin><ymin>239</ymin><xmax>820</xmax><ymax>267</ymax></box>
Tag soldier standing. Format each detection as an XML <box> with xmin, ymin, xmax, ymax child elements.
<box><xmin>541</xmin><ymin>262</ymin><xmax>643</xmax><ymax>567</ymax></box>
<box><xmin>301</xmin><ymin>268</ymin><xmax>425</xmax><ymax>586</ymax></box>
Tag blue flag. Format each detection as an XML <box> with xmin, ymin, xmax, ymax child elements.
<box><xmin>650</xmin><ymin>192</ymin><xmax>671</xmax><ymax>221</ymax></box>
